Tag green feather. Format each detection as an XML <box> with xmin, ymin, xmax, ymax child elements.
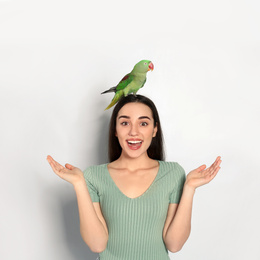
<box><xmin>105</xmin><ymin>90</ymin><xmax>124</xmax><ymax>110</ymax></box>
<box><xmin>116</xmin><ymin>74</ymin><xmax>134</xmax><ymax>91</ymax></box>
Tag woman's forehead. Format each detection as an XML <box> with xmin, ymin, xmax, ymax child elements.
<box><xmin>117</xmin><ymin>103</ymin><xmax>153</xmax><ymax>118</ymax></box>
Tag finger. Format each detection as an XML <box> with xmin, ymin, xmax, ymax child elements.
<box><xmin>209</xmin><ymin>161</ymin><xmax>222</xmax><ymax>177</ymax></box>
<box><xmin>211</xmin><ymin>158</ymin><xmax>222</xmax><ymax>173</ymax></box>
<box><xmin>209</xmin><ymin>166</ymin><xmax>221</xmax><ymax>180</ymax></box>
<box><xmin>203</xmin><ymin>166</ymin><xmax>221</xmax><ymax>185</ymax></box>
<box><xmin>215</xmin><ymin>156</ymin><xmax>221</xmax><ymax>166</ymax></box>
<box><xmin>210</xmin><ymin>157</ymin><xmax>220</xmax><ymax>169</ymax></box>
<box><xmin>215</xmin><ymin>156</ymin><xmax>221</xmax><ymax>161</ymax></box>
<box><xmin>49</xmin><ymin>157</ymin><xmax>65</xmax><ymax>171</ymax></box>
<box><xmin>49</xmin><ymin>161</ymin><xmax>69</xmax><ymax>179</ymax></box>
<box><xmin>208</xmin><ymin>157</ymin><xmax>222</xmax><ymax>174</ymax></box>
<box><xmin>46</xmin><ymin>155</ymin><xmax>53</xmax><ymax>163</ymax></box>
<box><xmin>65</xmin><ymin>163</ymin><xmax>75</xmax><ymax>170</ymax></box>
<box><xmin>47</xmin><ymin>155</ymin><xmax>58</xmax><ymax>166</ymax></box>
<box><xmin>47</xmin><ymin>159</ymin><xmax>61</xmax><ymax>175</ymax></box>
<box><xmin>196</xmin><ymin>164</ymin><xmax>207</xmax><ymax>172</ymax></box>
<box><xmin>46</xmin><ymin>155</ymin><xmax>65</xmax><ymax>174</ymax></box>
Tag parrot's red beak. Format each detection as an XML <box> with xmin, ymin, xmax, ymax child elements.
<box><xmin>148</xmin><ymin>62</ymin><xmax>154</xmax><ymax>71</ymax></box>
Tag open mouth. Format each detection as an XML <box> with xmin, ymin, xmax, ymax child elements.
<box><xmin>127</xmin><ymin>140</ymin><xmax>143</xmax><ymax>150</ymax></box>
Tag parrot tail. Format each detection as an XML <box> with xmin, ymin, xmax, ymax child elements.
<box><xmin>105</xmin><ymin>91</ymin><xmax>123</xmax><ymax>110</ymax></box>
<box><xmin>101</xmin><ymin>86</ymin><xmax>117</xmax><ymax>94</ymax></box>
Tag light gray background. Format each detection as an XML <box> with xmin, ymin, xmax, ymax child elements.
<box><xmin>1</xmin><ymin>0</ymin><xmax>259</xmax><ymax>259</ymax></box>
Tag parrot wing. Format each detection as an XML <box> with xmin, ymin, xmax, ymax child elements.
<box><xmin>115</xmin><ymin>73</ymin><xmax>135</xmax><ymax>91</ymax></box>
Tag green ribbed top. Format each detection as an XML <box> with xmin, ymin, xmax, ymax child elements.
<box><xmin>83</xmin><ymin>161</ymin><xmax>186</xmax><ymax>260</ymax></box>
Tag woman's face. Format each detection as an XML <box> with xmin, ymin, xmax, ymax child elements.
<box><xmin>115</xmin><ymin>102</ymin><xmax>157</xmax><ymax>160</ymax></box>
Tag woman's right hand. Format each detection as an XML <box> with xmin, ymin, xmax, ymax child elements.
<box><xmin>47</xmin><ymin>155</ymin><xmax>85</xmax><ymax>186</ymax></box>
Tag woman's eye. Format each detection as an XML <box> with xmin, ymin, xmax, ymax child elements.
<box><xmin>140</xmin><ymin>122</ymin><xmax>148</xmax><ymax>126</ymax></box>
<box><xmin>121</xmin><ymin>122</ymin><xmax>129</xmax><ymax>126</ymax></box>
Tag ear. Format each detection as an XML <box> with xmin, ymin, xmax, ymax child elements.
<box><xmin>115</xmin><ymin>131</ymin><xmax>118</xmax><ymax>137</ymax></box>
<box><xmin>152</xmin><ymin>123</ymin><xmax>158</xmax><ymax>137</ymax></box>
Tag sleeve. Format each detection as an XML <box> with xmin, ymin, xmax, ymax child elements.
<box><xmin>169</xmin><ymin>163</ymin><xmax>186</xmax><ymax>204</ymax></box>
<box><xmin>83</xmin><ymin>166</ymin><xmax>100</xmax><ymax>203</ymax></box>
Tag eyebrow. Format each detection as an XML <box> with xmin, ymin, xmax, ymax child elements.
<box><xmin>118</xmin><ymin>115</ymin><xmax>151</xmax><ymax>120</ymax></box>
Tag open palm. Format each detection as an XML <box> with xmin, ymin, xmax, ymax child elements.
<box><xmin>185</xmin><ymin>156</ymin><xmax>222</xmax><ymax>189</ymax></box>
<box><xmin>47</xmin><ymin>155</ymin><xmax>84</xmax><ymax>185</ymax></box>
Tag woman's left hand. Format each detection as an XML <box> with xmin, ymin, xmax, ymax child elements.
<box><xmin>185</xmin><ymin>156</ymin><xmax>222</xmax><ymax>190</ymax></box>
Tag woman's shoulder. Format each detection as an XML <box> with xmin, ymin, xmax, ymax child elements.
<box><xmin>83</xmin><ymin>163</ymin><xmax>108</xmax><ymax>179</ymax></box>
<box><xmin>159</xmin><ymin>160</ymin><xmax>186</xmax><ymax>179</ymax></box>
<box><xmin>159</xmin><ymin>160</ymin><xmax>184</xmax><ymax>170</ymax></box>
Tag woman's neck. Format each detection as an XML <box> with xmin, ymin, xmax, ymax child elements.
<box><xmin>113</xmin><ymin>153</ymin><xmax>158</xmax><ymax>172</ymax></box>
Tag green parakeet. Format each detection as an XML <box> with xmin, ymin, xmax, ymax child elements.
<box><xmin>101</xmin><ymin>60</ymin><xmax>154</xmax><ymax>110</ymax></box>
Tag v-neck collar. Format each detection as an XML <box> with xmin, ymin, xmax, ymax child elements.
<box><xmin>105</xmin><ymin>161</ymin><xmax>161</xmax><ymax>200</ymax></box>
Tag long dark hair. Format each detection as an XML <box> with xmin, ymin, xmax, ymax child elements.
<box><xmin>108</xmin><ymin>94</ymin><xmax>165</xmax><ymax>162</ymax></box>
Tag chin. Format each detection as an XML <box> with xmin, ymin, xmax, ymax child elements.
<box><xmin>122</xmin><ymin>149</ymin><xmax>149</xmax><ymax>160</ymax></box>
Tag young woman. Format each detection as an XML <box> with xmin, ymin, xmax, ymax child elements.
<box><xmin>47</xmin><ymin>94</ymin><xmax>221</xmax><ymax>260</ymax></box>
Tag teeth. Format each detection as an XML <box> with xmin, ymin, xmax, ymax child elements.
<box><xmin>128</xmin><ymin>140</ymin><xmax>142</xmax><ymax>144</ymax></box>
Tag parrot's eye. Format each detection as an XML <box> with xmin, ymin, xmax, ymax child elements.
<box><xmin>144</xmin><ymin>62</ymin><xmax>147</xmax><ymax>65</ymax></box>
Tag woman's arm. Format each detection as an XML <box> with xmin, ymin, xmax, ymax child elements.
<box><xmin>163</xmin><ymin>185</ymin><xmax>195</xmax><ymax>252</ymax></box>
<box><xmin>163</xmin><ymin>156</ymin><xmax>222</xmax><ymax>252</ymax></box>
<box><xmin>47</xmin><ymin>155</ymin><xmax>108</xmax><ymax>253</ymax></box>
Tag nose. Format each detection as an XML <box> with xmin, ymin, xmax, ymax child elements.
<box><xmin>129</xmin><ymin>123</ymin><xmax>138</xmax><ymax>136</ymax></box>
